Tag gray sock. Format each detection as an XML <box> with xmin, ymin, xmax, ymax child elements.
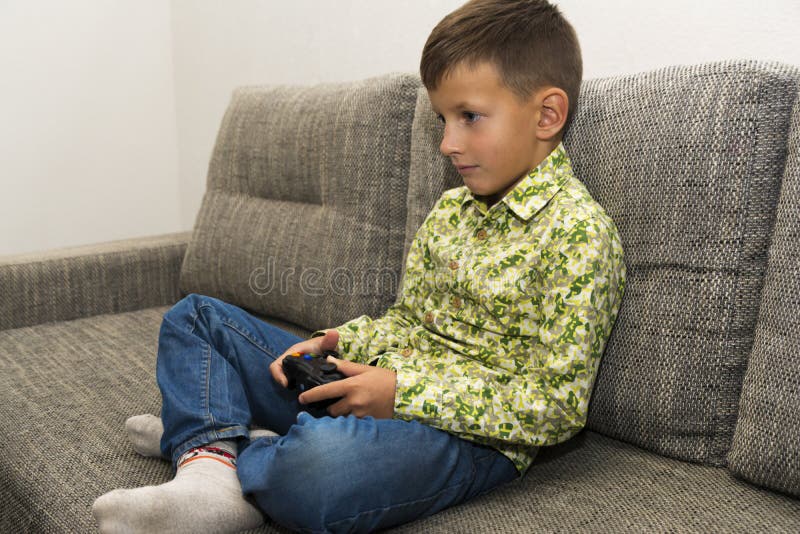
<box><xmin>125</xmin><ymin>414</ymin><xmax>279</xmax><ymax>458</ymax></box>
<box><xmin>125</xmin><ymin>414</ymin><xmax>164</xmax><ymax>457</ymax></box>
<box><xmin>92</xmin><ymin>440</ymin><xmax>264</xmax><ymax>534</ymax></box>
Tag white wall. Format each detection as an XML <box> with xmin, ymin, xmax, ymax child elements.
<box><xmin>559</xmin><ymin>0</ymin><xmax>800</xmax><ymax>79</ymax></box>
<box><xmin>170</xmin><ymin>0</ymin><xmax>461</xmax><ymax>232</ymax></box>
<box><xmin>0</xmin><ymin>0</ymin><xmax>180</xmax><ymax>256</ymax></box>
<box><xmin>2</xmin><ymin>1</ymin><xmax>799</xmax><ymax>257</ymax></box>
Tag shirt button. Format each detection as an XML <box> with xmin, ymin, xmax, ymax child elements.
<box><xmin>476</xmin><ymin>229</ymin><xmax>488</xmax><ymax>240</ymax></box>
<box><xmin>400</xmin><ymin>348</ymin><xmax>413</xmax><ymax>357</ymax></box>
<box><xmin>449</xmin><ymin>260</ymin><xmax>459</xmax><ymax>271</ymax></box>
<box><xmin>424</xmin><ymin>312</ymin><xmax>434</xmax><ymax>324</ymax></box>
<box><xmin>451</xmin><ymin>296</ymin><xmax>462</xmax><ymax>308</ymax></box>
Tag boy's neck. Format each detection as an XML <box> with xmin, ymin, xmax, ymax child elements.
<box><xmin>478</xmin><ymin>138</ymin><xmax>562</xmax><ymax>209</ymax></box>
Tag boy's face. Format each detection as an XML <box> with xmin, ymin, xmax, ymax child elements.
<box><xmin>428</xmin><ymin>61</ymin><xmax>555</xmax><ymax>208</ymax></box>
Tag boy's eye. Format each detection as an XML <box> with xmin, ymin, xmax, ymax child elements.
<box><xmin>434</xmin><ymin>112</ymin><xmax>481</xmax><ymax>124</ymax></box>
<box><xmin>463</xmin><ymin>111</ymin><xmax>481</xmax><ymax>124</ymax></box>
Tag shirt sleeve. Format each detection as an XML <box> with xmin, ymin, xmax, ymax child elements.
<box><xmin>319</xmin><ymin>305</ymin><xmax>414</xmax><ymax>365</ymax></box>
<box><xmin>378</xmin><ymin>217</ymin><xmax>625</xmax><ymax>448</ymax></box>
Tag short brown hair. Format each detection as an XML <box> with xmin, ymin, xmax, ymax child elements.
<box><xmin>421</xmin><ymin>0</ymin><xmax>582</xmax><ymax>130</ymax></box>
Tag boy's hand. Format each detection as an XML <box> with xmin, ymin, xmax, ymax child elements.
<box><xmin>298</xmin><ymin>357</ymin><xmax>397</xmax><ymax>419</ymax></box>
<box><xmin>270</xmin><ymin>329</ymin><xmax>340</xmax><ymax>387</ymax></box>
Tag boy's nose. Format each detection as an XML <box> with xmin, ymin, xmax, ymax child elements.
<box><xmin>439</xmin><ymin>127</ymin><xmax>462</xmax><ymax>156</ymax></box>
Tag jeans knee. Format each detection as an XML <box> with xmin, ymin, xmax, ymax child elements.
<box><xmin>164</xmin><ymin>293</ymin><xmax>233</xmax><ymax>333</ymax></box>
<box><xmin>245</xmin><ymin>415</ymin><xmax>363</xmax><ymax>531</ymax></box>
<box><xmin>164</xmin><ymin>293</ymin><xmax>203</xmax><ymax>323</ymax></box>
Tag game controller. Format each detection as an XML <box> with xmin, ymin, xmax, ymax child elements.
<box><xmin>282</xmin><ymin>349</ymin><xmax>346</xmax><ymax>410</ymax></box>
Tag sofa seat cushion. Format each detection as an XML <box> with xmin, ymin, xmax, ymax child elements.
<box><xmin>0</xmin><ymin>304</ymin><xmax>320</xmax><ymax>533</ymax></box>
<box><xmin>394</xmin><ymin>431</ymin><xmax>800</xmax><ymax>533</ymax></box>
<box><xmin>0</xmin><ymin>307</ymin><xmax>175</xmax><ymax>532</ymax></box>
<box><xmin>4</xmin><ymin>307</ymin><xmax>797</xmax><ymax>533</ymax></box>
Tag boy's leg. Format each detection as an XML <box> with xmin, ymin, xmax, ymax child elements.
<box><xmin>238</xmin><ymin>413</ymin><xmax>519</xmax><ymax>533</ymax></box>
<box><xmin>124</xmin><ymin>413</ymin><xmax>278</xmax><ymax>459</ymax></box>
<box><xmin>94</xmin><ymin>293</ymin><xmax>310</xmax><ymax>533</ymax></box>
<box><xmin>156</xmin><ymin>293</ymin><xmax>311</xmax><ymax>464</ymax></box>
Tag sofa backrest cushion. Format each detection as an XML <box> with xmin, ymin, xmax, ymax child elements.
<box><xmin>179</xmin><ymin>74</ymin><xmax>421</xmax><ymax>332</ymax></box>
<box><xmin>563</xmin><ymin>61</ymin><xmax>800</xmax><ymax>465</ymax></box>
<box><xmin>728</xmin><ymin>94</ymin><xmax>800</xmax><ymax>496</ymax></box>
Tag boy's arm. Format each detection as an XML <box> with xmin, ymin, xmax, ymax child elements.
<box><xmin>315</xmin><ymin>304</ymin><xmax>414</xmax><ymax>365</ymax></box>
<box><xmin>377</xmin><ymin>219</ymin><xmax>625</xmax><ymax>448</ymax></box>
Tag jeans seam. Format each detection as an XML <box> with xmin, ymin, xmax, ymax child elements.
<box><xmin>204</xmin><ymin>341</ymin><xmax>216</xmax><ymax>430</ymax></box>
<box><xmin>222</xmin><ymin>319</ymin><xmax>282</xmax><ymax>361</ymax></box>
<box><xmin>192</xmin><ymin>304</ymin><xmax>217</xmax><ymax>431</ymax></box>
<box><xmin>192</xmin><ymin>298</ymin><xmax>286</xmax><ymax>360</ymax></box>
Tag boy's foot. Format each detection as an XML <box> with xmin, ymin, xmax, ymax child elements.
<box><xmin>92</xmin><ymin>441</ymin><xmax>264</xmax><ymax>534</ymax></box>
<box><xmin>125</xmin><ymin>414</ymin><xmax>279</xmax><ymax>458</ymax></box>
<box><xmin>125</xmin><ymin>414</ymin><xmax>163</xmax><ymax>457</ymax></box>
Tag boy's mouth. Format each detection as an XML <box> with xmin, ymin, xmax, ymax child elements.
<box><xmin>455</xmin><ymin>164</ymin><xmax>479</xmax><ymax>175</ymax></box>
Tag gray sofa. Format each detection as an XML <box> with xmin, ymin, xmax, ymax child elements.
<box><xmin>2</xmin><ymin>60</ymin><xmax>800</xmax><ymax>532</ymax></box>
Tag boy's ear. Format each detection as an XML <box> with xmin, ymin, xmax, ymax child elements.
<box><xmin>533</xmin><ymin>87</ymin><xmax>569</xmax><ymax>141</ymax></box>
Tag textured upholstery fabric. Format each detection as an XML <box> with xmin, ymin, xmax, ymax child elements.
<box><xmin>0</xmin><ymin>232</ymin><xmax>190</xmax><ymax>330</ymax></box>
<box><xmin>0</xmin><ymin>308</ymin><xmax>174</xmax><ymax>533</ymax></box>
<box><xmin>393</xmin><ymin>431</ymin><xmax>800</xmax><ymax>533</ymax></box>
<box><xmin>5</xmin><ymin>62</ymin><xmax>800</xmax><ymax>532</ymax></box>
<box><xmin>561</xmin><ymin>61</ymin><xmax>800</xmax><ymax>465</ymax></box>
<box><xmin>2</xmin><ymin>307</ymin><xmax>794</xmax><ymax>533</ymax></box>
<box><xmin>728</xmin><ymin>92</ymin><xmax>800</xmax><ymax>496</ymax></box>
<box><xmin>180</xmin><ymin>74</ymin><xmax>421</xmax><ymax>333</ymax></box>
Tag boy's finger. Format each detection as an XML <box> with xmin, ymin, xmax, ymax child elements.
<box><xmin>326</xmin><ymin>397</ymin><xmax>350</xmax><ymax>418</ymax></box>
<box><xmin>327</xmin><ymin>356</ymin><xmax>369</xmax><ymax>377</ymax></box>
<box><xmin>270</xmin><ymin>355</ymin><xmax>289</xmax><ymax>387</ymax></box>
<box><xmin>298</xmin><ymin>380</ymin><xmax>348</xmax><ymax>405</ymax></box>
<box><xmin>318</xmin><ymin>329</ymin><xmax>340</xmax><ymax>352</ymax></box>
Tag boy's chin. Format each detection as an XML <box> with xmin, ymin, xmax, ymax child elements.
<box><xmin>462</xmin><ymin>179</ymin><xmax>493</xmax><ymax>197</ymax></box>
<box><xmin>467</xmin><ymin>188</ymin><xmax>505</xmax><ymax>207</ymax></box>
<box><xmin>464</xmin><ymin>182</ymin><xmax>502</xmax><ymax>199</ymax></box>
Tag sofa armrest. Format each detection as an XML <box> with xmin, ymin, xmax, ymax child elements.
<box><xmin>0</xmin><ymin>231</ymin><xmax>192</xmax><ymax>331</ymax></box>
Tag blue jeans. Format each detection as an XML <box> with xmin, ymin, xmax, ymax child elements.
<box><xmin>157</xmin><ymin>294</ymin><xmax>518</xmax><ymax>533</ymax></box>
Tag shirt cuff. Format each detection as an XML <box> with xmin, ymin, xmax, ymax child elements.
<box><xmin>377</xmin><ymin>354</ymin><xmax>442</xmax><ymax>425</ymax></box>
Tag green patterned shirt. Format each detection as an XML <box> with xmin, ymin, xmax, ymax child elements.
<box><xmin>325</xmin><ymin>143</ymin><xmax>625</xmax><ymax>473</ymax></box>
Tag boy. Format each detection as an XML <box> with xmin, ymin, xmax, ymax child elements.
<box><xmin>93</xmin><ymin>0</ymin><xmax>625</xmax><ymax>532</ymax></box>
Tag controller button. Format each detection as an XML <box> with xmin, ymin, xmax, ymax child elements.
<box><xmin>303</xmin><ymin>354</ymin><xmax>313</xmax><ymax>360</ymax></box>
<box><xmin>320</xmin><ymin>362</ymin><xmax>337</xmax><ymax>373</ymax></box>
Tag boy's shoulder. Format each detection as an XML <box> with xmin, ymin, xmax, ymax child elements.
<box><xmin>554</xmin><ymin>174</ymin><xmax>610</xmax><ymax>226</ymax></box>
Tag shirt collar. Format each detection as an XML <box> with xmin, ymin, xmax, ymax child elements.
<box><xmin>459</xmin><ymin>142</ymin><xmax>573</xmax><ymax>221</ymax></box>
